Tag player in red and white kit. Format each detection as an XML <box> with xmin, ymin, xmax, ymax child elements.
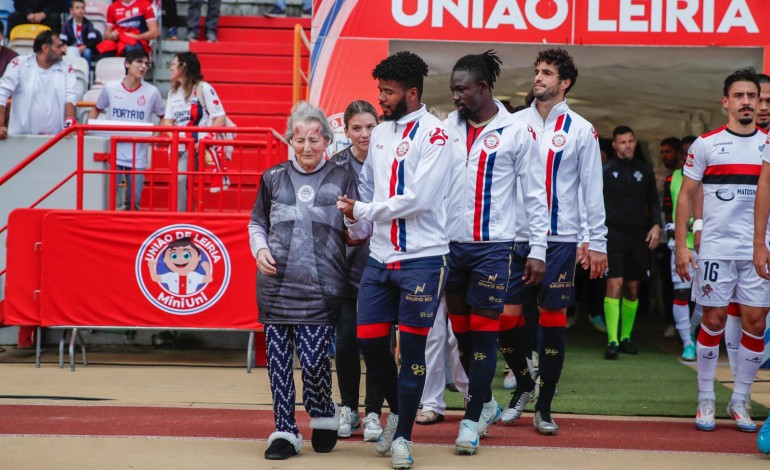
<box><xmin>675</xmin><ymin>68</ymin><xmax>770</xmax><ymax>433</ymax></box>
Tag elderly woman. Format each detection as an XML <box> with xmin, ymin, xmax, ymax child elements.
<box><xmin>248</xmin><ymin>101</ymin><xmax>361</xmax><ymax>460</ymax></box>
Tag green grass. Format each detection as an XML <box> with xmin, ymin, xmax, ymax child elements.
<box><xmin>443</xmin><ymin>321</ymin><xmax>768</xmax><ymax>419</ymax></box>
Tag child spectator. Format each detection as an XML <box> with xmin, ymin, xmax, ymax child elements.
<box><xmin>60</xmin><ymin>0</ymin><xmax>101</xmax><ymax>71</ymax></box>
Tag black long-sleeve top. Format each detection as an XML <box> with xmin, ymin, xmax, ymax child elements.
<box><xmin>602</xmin><ymin>156</ymin><xmax>662</xmax><ymax>231</ymax></box>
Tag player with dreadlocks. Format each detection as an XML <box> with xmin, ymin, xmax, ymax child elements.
<box><xmin>443</xmin><ymin>50</ymin><xmax>549</xmax><ymax>454</ymax></box>
<box><xmin>501</xmin><ymin>48</ymin><xmax>607</xmax><ymax>435</ymax></box>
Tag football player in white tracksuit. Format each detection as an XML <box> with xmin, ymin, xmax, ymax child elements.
<box><xmin>441</xmin><ymin>50</ymin><xmax>549</xmax><ymax>454</ymax></box>
<box><xmin>501</xmin><ymin>49</ymin><xmax>607</xmax><ymax>435</ymax></box>
<box><xmin>337</xmin><ymin>51</ymin><xmax>452</xmax><ymax>470</ymax></box>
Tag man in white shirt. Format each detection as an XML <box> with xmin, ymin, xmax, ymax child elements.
<box><xmin>88</xmin><ymin>48</ymin><xmax>164</xmax><ymax>210</ymax></box>
<box><xmin>0</xmin><ymin>30</ymin><xmax>78</xmax><ymax>139</ymax></box>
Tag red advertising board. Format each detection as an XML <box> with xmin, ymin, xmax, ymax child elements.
<box><xmin>311</xmin><ymin>0</ymin><xmax>770</xmax><ymax>121</ymax></box>
<box><xmin>573</xmin><ymin>0</ymin><xmax>770</xmax><ymax>46</ymax></box>
<box><xmin>38</xmin><ymin>211</ymin><xmax>259</xmax><ymax>329</ymax></box>
<box><xmin>334</xmin><ymin>0</ymin><xmax>769</xmax><ymax>46</ymax></box>
<box><xmin>4</xmin><ymin>209</ymin><xmax>51</xmax><ymax>326</ymax></box>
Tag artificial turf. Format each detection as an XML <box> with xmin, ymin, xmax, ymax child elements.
<box><xmin>443</xmin><ymin>319</ymin><xmax>768</xmax><ymax>419</ymax></box>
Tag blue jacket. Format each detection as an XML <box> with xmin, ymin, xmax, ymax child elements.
<box><xmin>60</xmin><ymin>16</ymin><xmax>101</xmax><ymax>50</ymax></box>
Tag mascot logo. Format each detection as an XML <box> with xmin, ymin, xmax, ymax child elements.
<box><xmin>136</xmin><ymin>224</ymin><xmax>231</xmax><ymax>315</ymax></box>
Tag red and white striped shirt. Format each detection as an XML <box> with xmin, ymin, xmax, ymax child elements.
<box><xmin>684</xmin><ymin>126</ymin><xmax>768</xmax><ymax>260</ymax></box>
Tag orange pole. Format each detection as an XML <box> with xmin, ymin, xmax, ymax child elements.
<box><xmin>293</xmin><ymin>24</ymin><xmax>302</xmax><ymax>105</ymax></box>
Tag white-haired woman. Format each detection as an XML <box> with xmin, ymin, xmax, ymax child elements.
<box><xmin>248</xmin><ymin>101</ymin><xmax>362</xmax><ymax>460</ymax></box>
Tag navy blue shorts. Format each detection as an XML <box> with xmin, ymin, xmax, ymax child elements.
<box><xmin>446</xmin><ymin>241</ymin><xmax>511</xmax><ymax>312</ymax></box>
<box><xmin>357</xmin><ymin>255</ymin><xmax>447</xmax><ymax>329</ymax></box>
<box><xmin>505</xmin><ymin>242</ymin><xmax>577</xmax><ymax>310</ymax></box>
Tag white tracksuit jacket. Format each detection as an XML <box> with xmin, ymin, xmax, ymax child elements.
<box><xmin>354</xmin><ymin>105</ymin><xmax>452</xmax><ymax>264</ymax></box>
<box><xmin>443</xmin><ymin>100</ymin><xmax>549</xmax><ymax>261</ymax></box>
<box><xmin>513</xmin><ymin>100</ymin><xmax>607</xmax><ymax>253</ymax></box>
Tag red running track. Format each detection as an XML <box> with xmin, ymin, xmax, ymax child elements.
<box><xmin>0</xmin><ymin>405</ymin><xmax>757</xmax><ymax>454</ymax></box>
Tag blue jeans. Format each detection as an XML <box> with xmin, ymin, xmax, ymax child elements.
<box><xmin>275</xmin><ymin>0</ymin><xmax>311</xmax><ymax>9</ymax></box>
<box><xmin>187</xmin><ymin>0</ymin><xmax>221</xmax><ymax>37</ymax></box>
<box><xmin>117</xmin><ymin>165</ymin><xmax>144</xmax><ymax>211</ymax></box>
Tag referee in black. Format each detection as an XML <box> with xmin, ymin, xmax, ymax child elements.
<box><xmin>602</xmin><ymin>125</ymin><xmax>661</xmax><ymax>359</ymax></box>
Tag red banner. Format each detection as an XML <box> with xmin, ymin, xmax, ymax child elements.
<box><xmin>335</xmin><ymin>0</ymin><xmax>769</xmax><ymax>46</ymax></box>
<box><xmin>4</xmin><ymin>209</ymin><xmax>51</xmax><ymax>326</ymax></box>
<box><xmin>38</xmin><ymin>211</ymin><xmax>259</xmax><ymax>329</ymax></box>
<box><xmin>574</xmin><ymin>0</ymin><xmax>770</xmax><ymax>46</ymax></box>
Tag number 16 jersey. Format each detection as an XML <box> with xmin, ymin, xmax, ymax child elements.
<box><xmin>683</xmin><ymin>126</ymin><xmax>768</xmax><ymax>260</ymax></box>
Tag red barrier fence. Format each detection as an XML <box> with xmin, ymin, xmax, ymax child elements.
<box><xmin>1</xmin><ymin>124</ymin><xmax>284</xmax><ymax>367</ymax></box>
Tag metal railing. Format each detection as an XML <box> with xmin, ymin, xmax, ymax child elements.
<box><xmin>0</xmin><ymin>123</ymin><xmax>289</xmax><ymax>279</ymax></box>
<box><xmin>292</xmin><ymin>23</ymin><xmax>311</xmax><ymax>104</ymax></box>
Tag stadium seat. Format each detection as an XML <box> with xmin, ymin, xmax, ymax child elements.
<box><xmin>9</xmin><ymin>23</ymin><xmax>50</xmax><ymax>42</ymax></box>
<box><xmin>67</xmin><ymin>55</ymin><xmax>89</xmax><ymax>100</ymax></box>
<box><xmin>8</xmin><ymin>23</ymin><xmax>50</xmax><ymax>54</ymax></box>
<box><xmin>84</xmin><ymin>0</ymin><xmax>108</xmax><ymax>36</ymax></box>
<box><xmin>78</xmin><ymin>87</ymin><xmax>103</xmax><ymax>123</ymax></box>
<box><xmin>9</xmin><ymin>43</ymin><xmax>31</xmax><ymax>56</ymax></box>
<box><xmin>94</xmin><ymin>57</ymin><xmax>125</xmax><ymax>86</ymax></box>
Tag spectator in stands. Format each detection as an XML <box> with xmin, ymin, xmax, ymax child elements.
<box><xmin>602</xmin><ymin>125</ymin><xmax>661</xmax><ymax>359</ymax></box>
<box><xmin>60</xmin><ymin>0</ymin><xmax>101</xmax><ymax>72</ymax></box>
<box><xmin>98</xmin><ymin>0</ymin><xmax>158</xmax><ymax>58</ymax></box>
<box><xmin>266</xmin><ymin>0</ymin><xmax>312</xmax><ymax>18</ymax></box>
<box><xmin>329</xmin><ymin>100</ymin><xmax>385</xmax><ymax>443</ymax></box>
<box><xmin>87</xmin><ymin>48</ymin><xmax>164</xmax><ymax>211</ymax></box>
<box><xmin>8</xmin><ymin>0</ymin><xmax>63</xmax><ymax>35</ymax></box>
<box><xmin>0</xmin><ymin>22</ymin><xmax>19</xmax><ymax>76</ymax></box>
<box><xmin>249</xmin><ymin>101</ymin><xmax>362</xmax><ymax>460</ymax></box>
<box><xmin>0</xmin><ymin>30</ymin><xmax>77</xmax><ymax>139</ymax></box>
<box><xmin>186</xmin><ymin>0</ymin><xmax>220</xmax><ymax>42</ymax></box>
<box><xmin>161</xmin><ymin>0</ymin><xmax>182</xmax><ymax>40</ymax></box>
<box><xmin>159</xmin><ymin>52</ymin><xmax>227</xmax><ymax>211</ymax></box>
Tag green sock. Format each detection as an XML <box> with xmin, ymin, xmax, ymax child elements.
<box><xmin>604</xmin><ymin>297</ymin><xmax>620</xmax><ymax>344</ymax></box>
<box><xmin>620</xmin><ymin>297</ymin><xmax>639</xmax><ymax>341</ymax></box>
